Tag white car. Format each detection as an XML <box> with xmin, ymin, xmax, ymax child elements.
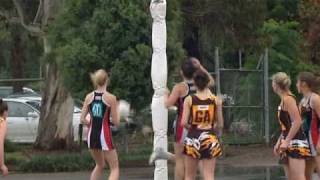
<box><xmin>3</xmin><ymin>98</ymin><xmax>87</xmax><ymax>143</ymax></box>
<box><xmin>0</xmin><ymin>86</ymin><xmax>38</xmax><ymax>98</ymax></box>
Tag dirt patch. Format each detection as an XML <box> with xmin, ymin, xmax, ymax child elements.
<box><xmin>219</xmin><ymin>144</ymin><xmax>278</xmax><ymax>167</ymax></box>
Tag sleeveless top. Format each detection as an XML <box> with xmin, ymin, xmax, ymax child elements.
<box><xmin>301</xmin><ymin>94</ymin><xmax>320</xmax><ymax>146</ymax></box>
<box><xmin>189</xmin><ymin>94</ymin><xmax>217</xmax><ymax>131</ymax></box>
<box><xmin>176</xmin><ymin>81</ymin><xmax>196</xmax><ymax>118</ymax></box>
<box><xmin>89</xmin><ymin>92</ymin><xmax>111</xmax><ymax>126</ymax></box>
<box><xmin>87</xmin><ymin>92</ymin><xmax>114</xmax><ymax>150</ymax></box>
<box><xmin>277</xmin><ymin>95</ymin><xmax>306</xmax><ymax>140</ymax></box>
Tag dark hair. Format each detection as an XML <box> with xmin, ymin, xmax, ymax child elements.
<box><xmin>181</xmin><ymin>58</ymin><xmax>197</xmax><ymax>79</ymax></box>
<box><xmin>193</xmin><ymin>70</ymin><xmax>210</xmax><ymax>91</ymax></box>
<box><xmin>298</xmin><ymin>72</ymin><xmax>320</xmax><ymax>93</ymax></box>
<box><xmin>0</xmin><ymin>98</ymin><xmax>8</xmax><ymax>116</ymax></box>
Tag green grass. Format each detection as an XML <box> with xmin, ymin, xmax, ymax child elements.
<box><xmin>18</xmin><ymin>151</ymin><xmax>95</xmax><ymax>172</ymax></box>
<box><xmin>3</xmin><ymin>132</ymin><xmax>267</xmax><ymax>173</ymax></box>
<box><xmin>119</xmin><ymin>145</ymin><xmax>152</xmax><ymax>162</ymax></box>
<box><xmin>4</xmin><ymin>142</ymin><xmax>154</xmax><ymax>173</ymax></box>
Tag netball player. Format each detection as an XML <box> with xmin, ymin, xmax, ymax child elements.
<box><xmin>182</xmin><ymin>69</ymin><xmax>223</xmax><ymax>180</ymax></box>
<box><xmin>80</xmin><ymin>69</ymin><xmax>120</xmax><ymax>180</ymax></box>
<box><xmin>296</xmin><ymin>72</ymin><xmax>320</xmax><ymax>180</ymax></box>
<box><xmin>272</xmin><ymin>72</ymin><xmax>310</xmax><ymax>180</ymax></box>
<box><xmin>149</xmin><ymin>57</ymin><xmax>213</xmax><ymax>180</ymax></box>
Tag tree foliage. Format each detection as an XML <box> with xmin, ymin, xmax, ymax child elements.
<box><xmin>0</xmin><ymin>0</ymin><xmax>42</xmax><ymax>81</ymax></box>
<box><xmin>299</xmin><ymin>0</ymin><xmax>320</xmax><ymax>65</ymax></box>
<box><xmin>49</xmin><ymin>0</ymin><xmax>185</xmax><ymax>109</ymax></box>
<box><xmin>181</xmin><ymin>0</ymin><xmax>266</xmax><ymax>67</ymax></box>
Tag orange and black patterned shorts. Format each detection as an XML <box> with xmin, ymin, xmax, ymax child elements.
<box><xmin>278</xmin><ymin>138</ymin><xmax>311</xmax><ymax>164</ymax></box>
<box><xmin>184</xmin><ymin>130</ymin><xmax>222</xmax><ymax>159</ymax></box>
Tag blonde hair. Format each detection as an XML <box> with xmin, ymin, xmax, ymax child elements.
<box><xmin>272</xmin><ymin>72</ymin><xmax>291</xmax><ymax>91</ymax></box>
<box><xmin>90</xmin><ymin>69</ymin><xmax>108</xmax><ymax>87</ymax></box>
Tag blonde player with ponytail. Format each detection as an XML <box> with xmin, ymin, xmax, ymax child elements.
<box><xmin>80</xmin><ymin>69</ymin><xmax>120</xmax><ymax>180</ymax></box>
<box><xmin>272</xmin><ymin>72</ymin><xmax>310</xmax><ymax>180</ymax></box>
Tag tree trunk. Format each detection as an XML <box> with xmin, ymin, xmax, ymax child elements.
<box><xmin>10</xmin><ymin>28</ymin><xmax>25</xmax><ymax>93</ymax></box>
<box><xmin>34</xmin><ymin>61</ymin><xmax>75</xmax><ymax>150</ymax></box>
<box><xmin>31</xmin><ymin>0</ymin><xmax>75</xmax><ymax>150</ymax></box>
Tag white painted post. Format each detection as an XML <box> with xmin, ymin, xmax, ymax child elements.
<box><xmin>150</xmin><ymin>0</ymin><xmax>168</xmax><ymax>179</ymax></box>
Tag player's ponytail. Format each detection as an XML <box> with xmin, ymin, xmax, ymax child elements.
<box><xmin>0</xmin><ymin>98</ymin><xmax>8</xmax><ymax>117</ymax></box>
<box><xmin>272</xmin><ymin>72</ymin><xmax>291</xmax><ymax>91</ymax></box>
<box><xmin>90</xmin><ymin>69</ymin><xmax>109</xmax><ymax>88</ymax></box>
<box><xmin>298</xmin><ymin>72</ymin><xmax>320</xmax><ymax>94</ymax></box>
<box><xmin>193</xmin><ymin>69</ymin><xmax>210</xmax><ymax>91</ymax></box>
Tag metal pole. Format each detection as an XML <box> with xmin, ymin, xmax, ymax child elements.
<box><xmin>263</xmin><ymin>48</ymin><xmax>270</xmax><ymax>144</ymax></box>
<box><xmin>239</xmin><ymin>49</ymin><xmax>242</xmax><ymax>69</ymax></box>
<box><xmin>215</xmin><ymin>47</ymin><xmax>221</xmax><ymax>95</ymax></box>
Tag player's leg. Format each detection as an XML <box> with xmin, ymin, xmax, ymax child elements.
<box><xmin>104</xmin><ymin>149</ymin><xmax>120</xmax><ymax>180</ymax></box>
<box><xmin>174</xmin><ymin>143</ymin><xmax>185</xmax><ymax>180</ymax></box>
<box><xmin>184</xmin><ymin>155</ymin><xmax>198</xmax><ymax>180</ymax></box>
<box><xmin>314</xmin><ymin>155</ymin><xmax>320</xmax><ymax>178</ymax></box>
<box><xmin>90</xmin><ymin>149</ymin><xmax>106</xmax><ymax>180</ymax></box>
<box><xmin>305</xmin><ymin>158</ymin><xmax>315</xmax><ymax>180</ymax></box>
<box><xmin>201</xmin><ymin>158</ymin><xmax>216</xmax><ymax>180</ymax></box>
<box><xmin>288</xmin><ymin>157</ymin><xmax>306</xmax><ymax>180</ymax></box>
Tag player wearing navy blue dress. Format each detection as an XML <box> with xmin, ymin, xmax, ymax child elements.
<box><xmin>80</xmin><ymin>69</ymin><xmax>120</xmax><ymax>180</ymax></box>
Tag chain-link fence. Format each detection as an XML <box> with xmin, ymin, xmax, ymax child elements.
<box><xmin>209</xmin><ymin>48</ymin><xmax>270</xmax><ymax>145</ymax></box>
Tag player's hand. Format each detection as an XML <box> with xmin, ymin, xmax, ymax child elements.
<box><xmin>279</xmin><ymin>139</ymin><xmax>289</xmax><ymax>152</ymax></box>
<box><xmin>190</xmin><ymin>58</ymin><xmax>201</xmax><ymax>69</ymax></box>
<box><xmin>164</xmin><ymin>88</ymin><xmax>170</xmax><ymax>95</ymax></box>
<box><xmin>273</xmin><ymin>144</ymin><xmax>280</xmax><ymax>156</ymax></box>
<box><xmin>81</xmin><ymin>115</ymin><xmax>91</xmax><ymax>125</ymax></box>
<box><xmin>216</xmin><ymin>96</ymin><xmax>223</xmax><ymax>106</ymax></box>
<box><xmin>1</xmin><ymin>164</ymin><xmax>8</xmax><ymax>176</ymax></box>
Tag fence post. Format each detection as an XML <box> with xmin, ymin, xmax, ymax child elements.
<box><xmin>263</xmin><ymin>48</ymin><xmax>270</xmax><ymax>145</ymax></box>
<box><xmin>215</xmin><ymin>47</ymin><xmax>221</xmax><ymax>95</ymax></box>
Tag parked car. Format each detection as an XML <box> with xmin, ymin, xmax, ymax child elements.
<box><xmin>3</xmin><ymin>98</ymin><xmax>87</xmax><ymax>143</ymax></box>
<box><xmin>0</xmin><ymin>86</ymin><xmax>39</xmax><ymax>98</ymax></box>
<box><xmin>14</xmin><ymin>96</ymin><xmax>82</xmax><ymax>114</ymax></box>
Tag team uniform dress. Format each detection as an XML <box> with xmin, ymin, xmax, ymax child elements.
<box><xmin>174</xmin><ymin>81</ymin><xmax>196</xmax><ymax>144</ymax></box>
<box><xmin>301</xmin><ymin>94</ymin><xmax>320</xmax><ymax>156</ymax></box>
<box><xmin>87</xmin><ymin>92</ymin><xmax>114</xmax><ymax>151</ymax></box>
<box><xmin>277</xmin><ymin>95</ymin><xmax>311</xmax><ymax>164</ymax></box>
<box><xmin>184</xmin><ymin>95</ymin><xmax>222</xmax><ymax>159</ymax></box>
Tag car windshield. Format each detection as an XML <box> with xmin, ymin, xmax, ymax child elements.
<box><xmin>0</xmin><ymin>88</ymin><xmax>12</xmax><ymax>98</ymax></box>
<box><xmin>7</xmin><ymin>93</ymin><xmax>40</xmax><ymax>98</ymax></box>
<box><xmin>25</xmin><ymin>100</ymin><xmax>81</xmax><ymax>113</ymax></box>
<box><xmin>26</xmin><ymin>101</ymin><xmax>41</xmax><ymax>111</ymax></box>
<box><xmin>0</xmin><ymin>87</ymin><xmax>39</xmax><ymax>98</ymax></box>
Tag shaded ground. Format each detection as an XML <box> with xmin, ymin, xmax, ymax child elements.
<box><xmin>6</xmin><ymin>145</ymin><xmax>319</xmax><ymax>179</ymax></box>
<box><xmin>220</xmin><ymin>144</ymin><xmax>278</xmax><ymax>167</ymax></box>
<box><xmin>4</xmin><ymin>145</ymin><xmax>284</xmax><ymax>180</ymax></box>
<box><xmin>5</xmin><ymin>167</ymin><xmax>319</xmax><ymax>180</ymax></box>
<box><xmin>3</xmin><ymin>167</ymin><xmax>282</xmax><ymax>180</ymax></box>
